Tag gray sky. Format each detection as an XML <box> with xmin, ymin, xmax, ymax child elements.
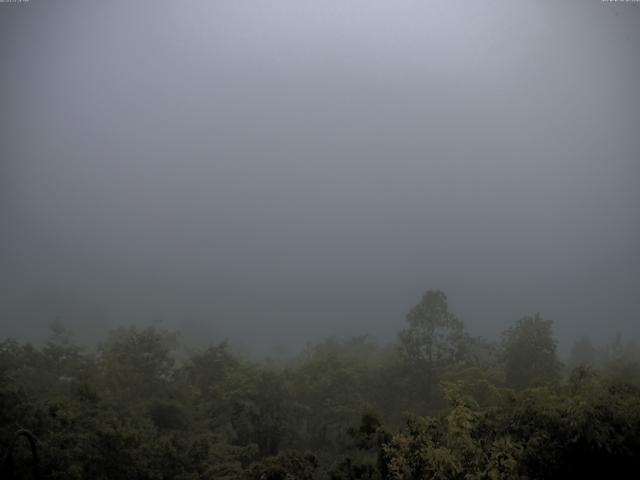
<box><xmin>1</xmin><ymin>0</ymin><xmax>639</xmax><ymax>352</ymax></box>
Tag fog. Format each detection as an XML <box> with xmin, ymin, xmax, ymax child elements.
<box><xmin>1</xmin><ymin>0</ymin><xmax>639</xmax><ymax>353</ymax></box>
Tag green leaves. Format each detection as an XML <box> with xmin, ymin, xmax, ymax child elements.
<box><xmin>400</xmin><ymin>291</ymin><xmax>466</xmax><ymax>369</ymax></box>
<box><xmin>98</xmin><ymin>326</ymin><xmax>179</xmax><ymax>401</ymax></box>
<box><xmin>501</xmin><ymin>314</ymin><xmax>561</xmax><ymax>389</ymax></box>
<box><xmin>2</xmin><ymin>299</ymin><xmax>640</xmax><ymax>479</ymax></box>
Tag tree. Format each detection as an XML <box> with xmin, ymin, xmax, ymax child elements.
<box><xmin>98</xmin><ymin>326</ymin><xmax>178</xmax><ymax>400</ymax></box>
<box><xmin>398</xmin><ymin>290</ymin><xmax>466</xmax><ymax>404</ymax></box>
<box><xmin>501</xmin><ymin>314</ymin><xmax>561</xmax><ymax>389</ymax></box>
<box><xmin>241</xmin><ymin>450</ymin><xmax>318</xmax><ymax>480</ymax></box>
<box><xmin>183</xmin><ymin>342</ymin><xmax>240</xmax><ymax>402</ymax></box>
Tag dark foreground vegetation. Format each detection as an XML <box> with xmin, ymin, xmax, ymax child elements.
<box><xmin>2</xmin><ymin>291</ymin><xmax>640</xmax><ymax>479</ymax></box>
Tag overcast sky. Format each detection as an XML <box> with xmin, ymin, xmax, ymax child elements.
<box><xmin>1</xmin><ymin>0</ymin><xmax>639</xmax><ymax>353</ymax></box>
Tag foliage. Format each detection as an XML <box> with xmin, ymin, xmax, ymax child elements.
<box><xmin>500</xmin><ymin>314</ymin><xmax>561</xmax><ymax>389</ymax></box>
<box><xmin>1</xmin><ymin>291</ymin><xmax>640</xmax><ymax>479</ymax></box>
<box><xmin>398</xmin><ymin>291</ymin><xmax>467</xmax><ymax>409</ymax></box>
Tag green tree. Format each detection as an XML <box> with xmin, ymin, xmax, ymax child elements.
<box><xmin>289</xmin><ymin>338</ymin><xmax>378</xmax><ymax>451</ymax></box>
<box><xmin>98</xmin><ymin>326</ymin><xmax>178</xmax><ymax>400</ymax></box>
<box><xmin>241</xmin><ymin>450</ymin><xmax>318</xmax><ymax>480</ymax></box>
<box><xmin>398</xmin><ymin>290</ymin><xmax>466</xmax><ymax>405</ymax></box>
<box><xmin>501</xmin><ymin>314</ymin><xmax>561</xmax><ymax>389</ymax></box>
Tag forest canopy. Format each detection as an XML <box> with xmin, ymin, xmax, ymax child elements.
<box><xmin>2</xmin><ymin>290</ymin><xmax>640</xmax><ymax>479</ymax></box>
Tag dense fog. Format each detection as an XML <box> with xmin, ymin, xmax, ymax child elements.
<box><xmin>1</xmin><ymin>0</ymin><xmax>639</xmax><ymax>353</ymax></box>
<box><xmin>2</xmin><ymin>2</ymin><xmax>640</xmax><ymax>479</ymax></box>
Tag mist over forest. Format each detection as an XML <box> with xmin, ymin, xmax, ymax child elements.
<box><xmin>1</xmin><ymin>0</ymin><xmax>639</xmax><ymax>478</ymax></box>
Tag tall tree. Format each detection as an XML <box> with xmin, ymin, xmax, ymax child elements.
<box><xmin>501</xmin><ymin>314</ymin><xmax>561</xmax><ymax>389</ymax></box>
<box><xmin>98</xmin><ymin>326</ymin><xmax>178</xmax><ymax>400</ymax></box>
<box><xmin>398</xmin><ymin>290</ymin><xmax>466</xmax><ymax>404</ymax></box>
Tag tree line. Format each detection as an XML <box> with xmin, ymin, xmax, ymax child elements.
<box><xmin>1</xmin><ymin>290</ymin><xmax>639</xmax><ymax>479</ymax></box>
